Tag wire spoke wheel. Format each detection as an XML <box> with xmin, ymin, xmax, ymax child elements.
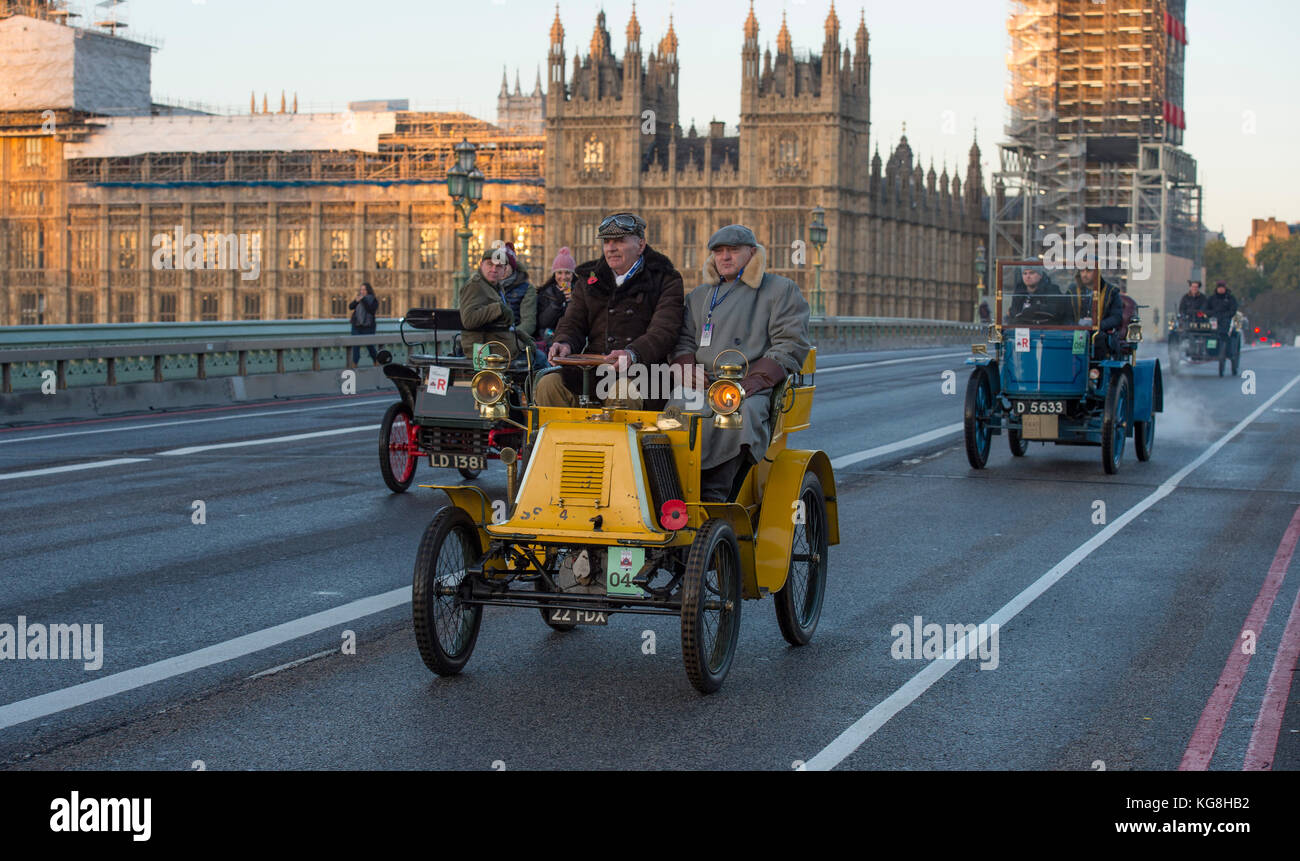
<box><xmin>775</xmin><ymin>472</ymin><xmax>829</xmax><ymax>646</ymax></box>
<box><xmin>412</xmin><ymin>508</ymin><xmax>483</xmax><ymax>675</ymax></box>
<box><xmin>1101</xmin><ymin>371</ymin><xmax>1130</xmax><ymax>475</ymax></box>
<box><xmin>681</xmin><ymin>519</ymin><xmax>741</xmax><ymax>694</ymax></box>
<box><xmin>964</xmin><ymin>367</ymin><xmax>994</xmax><ymax>469</ymax></box>
<box><xmin>379</xmin><ymin>402</ymin><xmax>418</xmax><ymax>492</ymax></box>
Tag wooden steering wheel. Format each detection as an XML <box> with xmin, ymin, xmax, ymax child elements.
<box><xmin>553</xmin><ymin>353</ymin><xmax>610</xmax><ymax>368</ymax></box>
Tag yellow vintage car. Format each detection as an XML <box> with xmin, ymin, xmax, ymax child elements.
<box><xmin>411</xmin><ymin>349</ymin><xmax>839</xmax><ymax>694</ymax></box>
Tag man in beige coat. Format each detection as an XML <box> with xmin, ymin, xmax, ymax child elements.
<box><xmin>669</xmin><ymin>224</ymin><xmax>811</xmax><ymax>501</ymax></box>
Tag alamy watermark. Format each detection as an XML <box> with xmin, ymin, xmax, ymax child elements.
<box><xmin>151</xmin><ymin>227</ymin><xmax>261</xmax><ymax>281</ymax></box>
<box><xmin>891</xmin><ymin>615</ymin><xmax>999</xmax><ymax>670</ymax></box>
<box><xmin>1042</xmin><ymin>226</ymin><xmax>1152</xmax><ymax>281</ymax></box>
<box><xmin>0</xmin><ymin>616</ymin><xmax>104</xmax><ymax>671</ymax></box>
<box><xmin>595</xmin><ymin>363</ymin><xmax>706</xmax><ymax>410</ymax></box>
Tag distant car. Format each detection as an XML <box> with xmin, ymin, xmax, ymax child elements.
<box><xmin>376</xmin><ymin>309</ymin><xmax>534</xmax><ymax>493</ymax></box>
<box><xmin>1167</xmin><ymin>310</ymin><xmax>1244</xmax><ymax>377</ymax></box>
<box><xmin>963</xmin><ymin>260</ymin><xmax>1162</xmax><ymax>475</ymax></box>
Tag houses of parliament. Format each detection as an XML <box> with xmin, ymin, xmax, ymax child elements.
<box><xmin>0</xmin><ymin>1</ymin><xmax>986</xmax><ymax>326</ymax></box>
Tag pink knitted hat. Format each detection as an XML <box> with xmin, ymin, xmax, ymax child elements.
<box><xmin>551</xmin><ymin>246</ymin><xmax>577</xmax><ymax>273</ymax></box>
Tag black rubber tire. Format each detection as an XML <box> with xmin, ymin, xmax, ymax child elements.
<box><xmin>412</xmin><ymin>507</ymin><xmax>483</xmax><ymax>675</ymax></box>
<box><xmin>379</xmin><ymin>402</ymin><xmax>418</xmax><ymax>493</ymax></box>
<box><xmin>1008</xmin><ymin>428</ymin><xmax>1029</xmax><ymax>457</ymax></box>
<box><xmin>775</xmin><ymin>472</ymin><xmax>829</xmax><ymax>647</ymax></box>
<box><xmin>963</xmin><ymin>367</ymin><xmax>994</xmax><ymax>470</ymax></box>
<box><xmin>534</xmin><ymin>576</ymin><xmax>576</xmax><ymax>632</ymax></box>
<box><xmin>680</xmin><ymin>519</ymin><xmax>742</xmax><ymax>694</ymax></box>
<box><xmin>1218</xmin><ymin>355</ymin><xmax>1226</xmax><ymax>377</ymax></box>
<box><xmin>458</xmin><ymin>466</ymin><xmax>484</xmax><ymax>481</ymax></box>
<box><xmin>1231</xmin><ymin>335</ymin><xmax>1241</xmax><ymax>376</ymax></box>
<box><xmin>1135</xmin><ymin>413</ymin><xmax>1155</xmax><ymax>462</ymax></box>
<box><xmin>1101</xmin><ymin>371</ymin><xmax>1131</xmax><ymax>475</ymax></box>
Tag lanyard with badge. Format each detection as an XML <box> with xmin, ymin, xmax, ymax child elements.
<box><xmin>700</xmin><ymin>275</ymin><xmax>740</xmax><ymax>347</ymax></box>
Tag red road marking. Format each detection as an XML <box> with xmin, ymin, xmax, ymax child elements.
<box><xmin>1179</xmin><ymin>504</ymin><xmax>1300</xmax><ymax>770</ymax></box>
<box><xmin>1244</xmin><ymin>570</ymin><xmax>1300</xmax><ymax>770</ymax></box>
<box><xmin>0</xmin><ymin>392</ymin><xmax>389</xmax><ymax>434</ymax></box>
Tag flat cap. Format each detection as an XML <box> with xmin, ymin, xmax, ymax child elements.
<box><xmin>707</xmin><ymin>224</ymin><xmax>757</xmax><ymax>250</ymax></box>
<box><xmin>597</xmin><ymin>212</ymin><xmax>646</xmax><ymax>239</ymax></box>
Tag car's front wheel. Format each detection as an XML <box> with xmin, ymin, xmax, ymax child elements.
<box><xmin>1101</xmin><ymin>371</ymin><xmax>1131</xmax><ymax>475</ymax></box>
<box><xmin>680</xmin><ymin>519</ymin><xmax>742</xmax><ymax>694</ymax></box>
<box><xmin>963</xmin><ymin>367</ymin><xmax>994</xmax><ymax>470</ymax></box>
<box><xmin>412</xmin><ymin>508</ymin><xmax>483</xmax><ymax>675</ymax></box>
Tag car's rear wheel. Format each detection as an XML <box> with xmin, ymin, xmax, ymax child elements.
<box><xmin>379</xmin><ymin>402</ymin><xmax>418</xmax><ymax>493</ymax></box>
<box><xmin>775</xmin><ymin>472</ymin><xmax>828</xmax><ymax>647</ymax></box>
<box><xmin>963</xmin><ymin>367</ymin><xmax>994</xmax><ymax>470</ymax></box>
<box><xmin>1008</xmin><ymin>428</ymin><xmax>1029</xmax><ymax>457</ymax></box>
<box><xmin>1101</xmin><ymin>371</ymin><xmax>1130</xmax><ymax>475</ymax></box>
<box><xmin>1135</xmin><ymin>412</ymin><xmax>1155</xmax><ymax>462</ymax></box>
<box><xmin>681</xmin><ymin>519</ymin><xmax>742</xmax><ymax>694</ymax></box>
<box><xmin>412</xmin><ymin>508</ymin><xmax>483</xmax><ymax>675</ymax></box>
<box><xmin>1231</xmin><ymin>334</ymin><xmax>1241</xmax><ymax>376</ymax></box>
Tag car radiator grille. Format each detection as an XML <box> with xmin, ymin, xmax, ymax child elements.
<box><xmin>559</xmin><ymin>450</ymin><xmax>606</xmax><ymax>500</ymax></box>
<box><xmin>418</xmin><ymin>426</ymin><xmax>489</xmax><ymax>455</ymax></box>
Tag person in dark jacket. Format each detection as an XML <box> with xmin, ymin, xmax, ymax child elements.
<box><xmin>348</xmin><ymin>282</ymin><xmax>379</xmax><ymax>365</ymax></box>
<box><xmin>1206</xmin><ymin>281</ymin><xmax>1239</xmax><ymax>356</ymax></box>
<box><xmin>535</xmin><ymin>246</ymin><xmax>576</xmax><ymax>343</ymax></box>
<box><xmin>1063</xmin><ymin>265</ymin><xmax>1124</xmax><ymax>358</ymax></box>
<box><xmin>459</xmin><ymin>244</ymin><xmax>537</xmax><ymax>361</ymax></box>
<box><xmin>1007</xmin><ymin>265</ymin><xmax>1063</xmax><ymax>323</ymax></box>
<box><xmin>537</xmin><ymin>212</ymin><xmax>685</xmax><ymax>407</ymax></box>
<box><xmin>1178</xmin><ymin>280</ymin><xmax>1207</xmax><ymax>317</ymax></box>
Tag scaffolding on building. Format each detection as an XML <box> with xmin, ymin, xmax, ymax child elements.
<box><xmin>992</xmin><ymin>0</ymin><xmax>1201</xmax><ymax>279</ymax></box>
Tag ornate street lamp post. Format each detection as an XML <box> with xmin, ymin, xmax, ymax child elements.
<box><xmin>446</xmin><ymin>138</ymin><xmax>484</xmax><ymax>305</ymax></box>
<box><xmin>808</xmin><ymin>206</ymin><xmax>828</xmax><ymax>317</ymax></box>
<box><xmin>974</xmin><ymin>240</ymin><xmax>987</xmax><ymax>322</ymax></box>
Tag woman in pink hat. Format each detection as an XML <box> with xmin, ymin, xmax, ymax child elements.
<box><xmin>536</xmin><ymin>246</ymin><xmax>576</xmax><ymax>349</ymax></box>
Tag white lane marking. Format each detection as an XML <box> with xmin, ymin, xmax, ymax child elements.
<box><xmin>803</xmin><ymin>369</ymin><xmax>1300</xmax><ymax>771</ymax></box>
<box><xmin>829</xmin><ymin>424</ymin><xmax>964</xmax><ymax>470</ymax></box>
<box><xmin>157</xmin><ymin>425</ymin><xmax>379</xmax><ymax>456</ymax></box>
<box><xmin>246</xmin><ymin>648</ymin><xmax>338</xmax><ymax>681</ymax></box>
<box><xmin>0</xmin><ymin>396</ymin><xmax>389</xmax><ymax>446</ymax></box>
<box><xmin>818</xmin><ymin>352</ymin><xmax>968</xmax><ymax>374</ymax></box>
<box><xmin>0</xmin><ymin>458</ymin><xmax>150</xmax><ymax>481</ymax></box>
<box><xmin>0</xmin><ymin>587</ymin><xmax>408</xmax><ymax>732</ymax></box>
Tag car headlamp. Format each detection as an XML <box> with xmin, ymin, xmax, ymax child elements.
<box><xmin>471</xmin><ymin>370</ymin><xmax>506</xmax><ymax>406</ymax></box>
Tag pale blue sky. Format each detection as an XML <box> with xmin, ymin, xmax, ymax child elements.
<box><xmin>103</xmin><ymin>0</ymin><xmax>1299</xmax><ymax>244</ymax></box>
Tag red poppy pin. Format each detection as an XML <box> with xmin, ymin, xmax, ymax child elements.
<box><xmin>587</xmin><ymin>274</ymin><xmax>598</xmax><ymax>285</ymax></box>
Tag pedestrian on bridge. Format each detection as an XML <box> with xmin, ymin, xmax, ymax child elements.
<box><xmin>349</xmin><ymin>282</ymin><xmax>380</xmax><ymax>366</ymax></box>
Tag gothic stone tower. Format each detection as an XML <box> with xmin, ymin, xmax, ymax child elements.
<box><xmin>738</xmin><ymin>4</ymin><xmax>870</xmax><ymax>307</ymax></box>
<box><xmin>545</xmin><ymin>6</ymin><xmax>678</xmax><ymax>263</ymax></box>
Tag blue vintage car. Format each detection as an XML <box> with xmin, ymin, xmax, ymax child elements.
<box><xmin>963</xmin><ymin>260</ymin><xmax>1163</xmax><ymax>475</ymax></box>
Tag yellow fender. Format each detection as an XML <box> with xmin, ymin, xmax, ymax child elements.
<box><xmin>752</xmin><ymin>449</ymin><xmax>839</xmax><ymax>595</ymax></box>
<box><xmin>419</xmin><ymin>484</ymin><xmax>505</xmax><ymax>570</ymax></box>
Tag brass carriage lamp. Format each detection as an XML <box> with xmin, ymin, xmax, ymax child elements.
<box><xmin>471</xmin><ymin>355</ymin><xmax>509</xmax><ymax>420</ymax></box>
<box><xmin>708</xmin><ymin>363</ymin><xmax>746</xmax><ymax>430</ymax></box>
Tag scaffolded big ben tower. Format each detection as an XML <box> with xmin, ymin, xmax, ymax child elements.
<box><xmin>992</xmin><ymin>0</ymin><xmax>1202</xmax><ymax>327</ymax></box>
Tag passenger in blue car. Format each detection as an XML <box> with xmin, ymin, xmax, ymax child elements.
<box><xmin>1061</xmin><ymin>264</ymin><xmax>1124</xmax><ymax>358</ymax></box>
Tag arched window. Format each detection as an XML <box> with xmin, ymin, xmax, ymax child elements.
<box><xmin>583</xmin><ymin>135</ymin><xmax>605</xmax><ymax>169</ymax></box>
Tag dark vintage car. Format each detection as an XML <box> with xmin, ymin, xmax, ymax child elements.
<box><xmin>376</xmin><ymin>309</ymin><xmax>533</xmax><ymax>493</ymax></box>
<box><xmin>1167</xmin><ymin>310</ymin><xmax>1245</xmax><ymax>377</ymax></box>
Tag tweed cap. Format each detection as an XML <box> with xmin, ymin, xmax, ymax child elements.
<box><xmin>597</xmin><ymin>212</ymin><xmax>647</xmax><ymax>239</ymax></box>
<box><xmin>707</xmin><ymin>224</ymin><xmax>758</xmax><ymax>250</ymax></box>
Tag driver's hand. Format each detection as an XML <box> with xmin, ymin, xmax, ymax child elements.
<box><xmin>1078</xmin><ymin>317</ymin><xmax>1093</xmax><ymax>327</ymax></box>
<box><xmin>603</xmin><ymin>349</ymin><xmax>633</xmax><ymax>372</ymax></box>
<box><xmin>548</xmin><ymin>341</ymin><xmax>571</xmax><ymax>363</ymax></box>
